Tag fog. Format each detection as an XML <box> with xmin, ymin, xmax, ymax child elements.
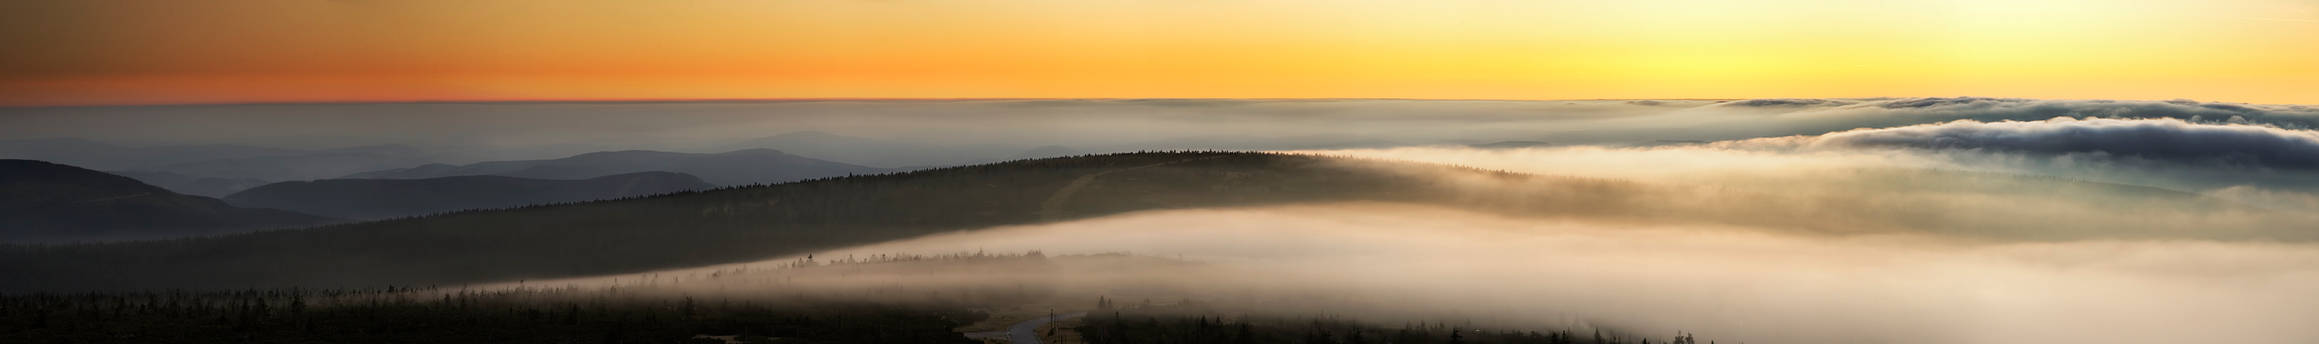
<box><xmin>500</xmin><ymin>204</ymin><xmax>2319</xmax><ymax>344</ymax></box>
<box><xmin>479</xmin><ymin>132</ymin><xmax>2319</xmax><ymax>343</ymax></box>
<box><xmin>1281</xmin><ymin>151</ymin><xmax>2319</xmax><ymax>241</ymax></box>
<box><xmin>872</xmin><ymin>205</ymin><xmax>2319</xmax><ymax>344</ymax></box>
<box><xmin>16</xmin><ymin>98</ymin><xmax>2319</xmax><ymax>342</ymax></box>
<box><xmin>1309</xmin><ymin>116</ymin><xmax>2319</xmax><ymax>208</ymax></box>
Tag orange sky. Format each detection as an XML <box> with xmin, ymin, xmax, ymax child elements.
<box><xmin>3</xmin><ymin>0</ymin><xmax>2315</xmax><ymax>106</ymax></box>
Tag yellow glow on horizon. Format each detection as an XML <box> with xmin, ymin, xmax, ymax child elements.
<box><xmin>1</xmin><ymin>0</ymin><xmax>2314</xmax><ymax>106</ymax></box>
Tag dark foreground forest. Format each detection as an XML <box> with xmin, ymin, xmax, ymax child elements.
<box><xmin>1</xmin><ymin>253</ymin><xmax>1708</xmax><ymax>344</ymax></box>
<box><xmin>0</xmin><ymin>289</ymin><xmax>983</xmax><ymax>344</ymax></box>
<box><xmin>0</xmin><ymin>290</ymin><xmax>1713</xmax><ymax>344</ymax></box>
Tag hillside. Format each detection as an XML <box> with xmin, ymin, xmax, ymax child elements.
<box><xmin>0</xmin><ymin>152</ymin><xmax>2252</xmax><ymax>291</ymax></box>
<box><xmin>140</xmin><ymin>145</ymin><xmax>434</xmax><ymax>182</ymax></box>
<box><xmin>345</xmin><ymin>149</ymin><xmax>884</xmax><ymax>186</ymax></box>
<box><xmin>0</xmin><ymin>160</ymin><xmax>334</xmax><ymax>243</ymax></box>
<box><xmin>0</xmin><ymin>152</ymin><xmax>1492</xmax><ymax>291</ymax></box>
<box><xmin>223</xmin><ymin>172</ymin><xmax>714</xmax><ymax>220</ymax></box>
<box><xmin>108</xmin><ymin>170</ymin><xmax>272</xmax><ymax>197</ymax></box>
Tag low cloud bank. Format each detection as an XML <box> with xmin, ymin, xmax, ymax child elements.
<box><xmin>1736</xmin><ymin>117</ymin><xmax>2319</xmax><ymax>171</ymax></box>
<box><xmin>1294</xmin><ymin>143</ymin><xmax>2319</xmax><ymax>240</ymax></box>
<box><xmin>476</xmin><ymin>134</ymin><xmax>2319</xmax><ymax>344</ymax></box>
<box><xmin>548</xmin><ymin>204</ymin><xmax>2319</xmax><ymax>344</ymax></box>
<box><xmin>1717</xmin><ymin>97</ymin><xmax>2317</xmax><ymax>126</ymax></box>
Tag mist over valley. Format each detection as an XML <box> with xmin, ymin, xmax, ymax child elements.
<box><xmin>6</xmin><ymin>99</ymin><xmax>2319</xmax><ymax>343</ymax></box>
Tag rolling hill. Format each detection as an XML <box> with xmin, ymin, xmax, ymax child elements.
<box><xmin>344</xmin><ymin>149</ymin><xmax>884</xmax><ymax>186</ymax></box>
<box><xmin>0</xmin><ymin>160</ymin><xmax>334</xmax><ymax>243</ymax></box>
<box><xmin>107</xmin><ymin>170</ymin><xmax>273</xmax><ymax>198</ymax></box>
<box><xmin>223</xmin><ymin>172</ymin><xmax>714</xmax><ymax>220</ymax></box>
<box><xmin>0</xmin><ymin>152</ymin><xmax>1481</xmax><ymax>291</ymax></box>
<box><xmin>0</xmin><ymin>138</ymin><xmax>438</xmax><ymax>184</ymax></box>
<box><xmin>0</xmin><ymin>152</ymin><xmax>2257</xmax><ymax>291</ymax></box>
<box><xmin>137</xmin><ymin>144</ymin><xmax>435</xmax><ymax>182</ymax></box>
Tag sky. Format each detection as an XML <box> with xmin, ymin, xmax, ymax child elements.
<box><xmin>2</xmin><ymin>0</ymin><xmax>2316</xmax><ymax>106</ymax></box>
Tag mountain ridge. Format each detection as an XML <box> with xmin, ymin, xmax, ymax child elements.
<box><xmin>345</xmin><ymin>148</ymin><xmax>885</xmax><ymax>186</ymax></box>
<box><xmin>224</xmin><ymin>171</ymin><xmax>714</xmax><ymax>220</ymax></box>
<box><xmin>0</xmin><ymin>159</ymin><xmax>334</xmax><ymax>243</ymax></box>
<box><xmin>0</xmin><ymin>152</ymin><xmax>2255</xmax><ymax>291</ymax></box>
<box><xmin>0</xmin><ymin>152</ymin><xmax>1461</xmax><ymax>290</ymax></box>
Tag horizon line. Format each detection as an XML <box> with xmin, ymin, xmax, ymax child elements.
<box><xmin>5</xmin><ymin>97</ymin><xmax>1733</xmax><ymax>109</ymax></box>
<box><xmin>2</xmin><ymin>96</ymin><xmax>2305</xmax><ymax>109</ymax></box>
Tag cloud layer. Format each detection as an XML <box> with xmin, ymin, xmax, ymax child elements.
<box><xmin>1740</xmin><ymin>117</ymin><xmax>2319</xmax><ymax>171</ymax></box>
<box><xmin>11</xmin><ymin>98</ymin><xmax>2315</xmax><ymax>344</ymax></box>
<box><xmin>7</xmin><ymin>97</ymin><xmax>2314</xmax><ymax>168</ymax></box>
<box><xmin>535</xmin><ymin>204</ymin><xmax>2319</xmax><ymax>344</ymax></box>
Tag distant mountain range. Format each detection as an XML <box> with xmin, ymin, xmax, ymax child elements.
<box><xmin>726</xmin><ymin>131</ymin><xmax>1011</xmax><ymax>168</ymax></box>
<box><xmin>225</xmin><ymin>172</ymin><xmax>713</xmax><ymax>220</ymax></box>
<box><xmin>0</xmin><ymin>160</ymin><xmax>334</xmax><ymax>243</ymax></box>
<box><xmin>1124</xmin><ymin>134</ymin><xmax>1405</xmax><ymax>151</ymax></box>
<box><xmin>1</xmin><ymin>152</ymin><xmax>1466</xmax><ymax>290</ymax></box>
<box><xmin>137</xmin><ymin>144</ymin><xmax>433</xmax><ymax>182</ymax></box>
<box><xmin>345</xmin><ymin>149</ymin><xmax>885</xmax><ymax>186</ymax></box>
<box><xmin>105</xmin><ymin>170</ymin><xmax>272</xmax><ymax>198</ymax></box>
<box><xmin>727</xmin><ymin>130</ymin><xmax>1399</xmax><ymax>168</ymax></box>
<box><xmin>0</xmin><ymin>138</ymin><xmax>439</xmax><ymax>196</ymax></box>
<box><xmin>0</xmin><ymin>138</ymin><xmax>302</xmax><ymax>170</ymax></box>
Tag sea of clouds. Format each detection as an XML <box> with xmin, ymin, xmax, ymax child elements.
<box><xmin>20</xmin><ymin>97</ymin><xmax>2319</xmax><ymax>343</ymax></box>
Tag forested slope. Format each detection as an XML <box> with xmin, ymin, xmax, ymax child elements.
<box><xmin>0</xmin><ymin>152</ymin><xmax>2246</xmax><ymax>292</ymax></box>
<box><xmin>0</xmin><ymin>160</ymin><xmax>333</xmax><ymax>243</ymax></box>
<box><xmin>0</xmin><ymin>152</ymin><xmax>1491</xmax><ymax>291</ymax></box>
<box><xmin>223</xmin><ymin>172</ymin><xmax>712</xmax><ymax>219</ymax></box>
